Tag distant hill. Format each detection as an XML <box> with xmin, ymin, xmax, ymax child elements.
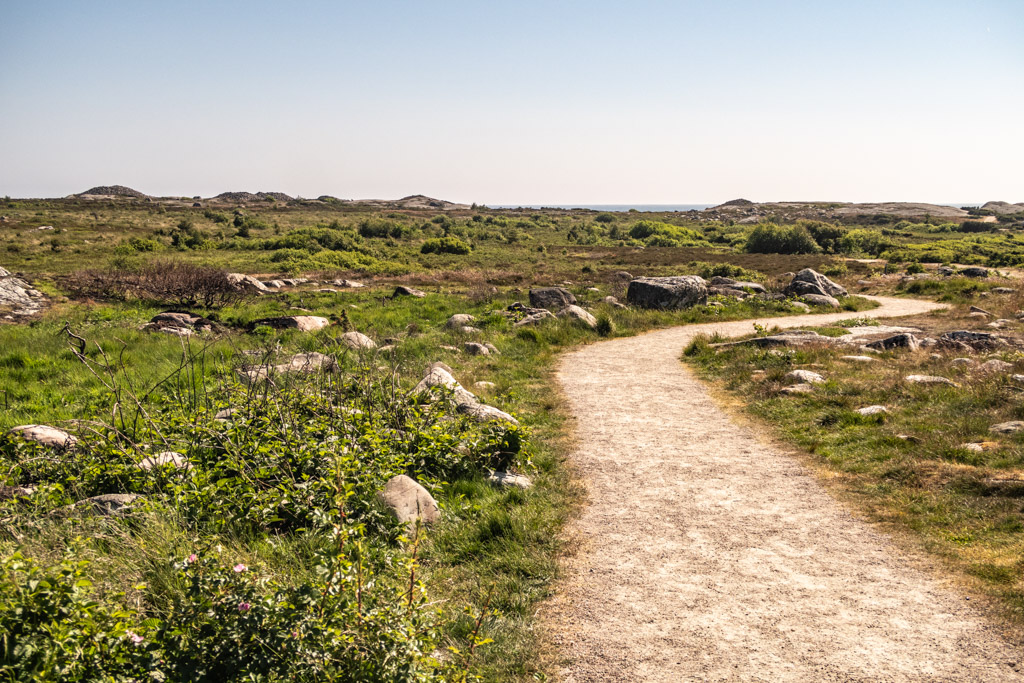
<box><xmin>980</xmin><ymin>201</ymin><xmax>1024</xmax><ymax>215</ymax></box>
<box><xmin>213</xmin><ymin>191</ymin><xmax>293</xmax><ymax>202</ymax></box>
<box><xmin>74</xmin><ymin>185</ymin><xmax>149</xmax><ymax>199</ymax></box>
<box><xmin>708</xmin><ymin>200</ymin><xmax>970</xmax><ymax>220</ymax></box>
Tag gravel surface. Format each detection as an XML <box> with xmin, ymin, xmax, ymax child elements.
<box><xmin>547</xmin><ymin>296</ymin><xmax>1023</xmax><ymax>682</ymax></box>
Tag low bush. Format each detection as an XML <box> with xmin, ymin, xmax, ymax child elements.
<box><xmin>421</xmin><ymin>237</ymin><xmax>472</xmax><ymax>255</ymax></box>
<box><xmin>63</xmin><ymin>260</ymin><xmax>242</xmax><ymax>307</ymax></box>
<box><xmin>744</xmin><ymin>224</ymin><xmax>820</xmax><ymax>255</ymax></box>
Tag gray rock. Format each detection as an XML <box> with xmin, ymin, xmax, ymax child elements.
<box><xmin>708</xmin><ymin>286</ymin><xmax>750</xmax><ymax>299</ymax></box>
<box><xmin>380</xmin><ymin>475</ymin><xmax>440</xmax><ymax>527</ymax></box>
<box><xmin>76</xmin><ymin>493</ymin><xmax>143</xmax><ymax>515</ymax></box>
<box><xmin>937</xmin><ymin>266</ymin><xmax>956</xmax><ymax>276</ymax></box>
<box><xmin>484</xmin><ymin>342</ymin><xmax>500</xmax><ymax>355</ymax></box>
<box><xmin>626</xmin><ymin>276</ymin><xmax>708</xmax><ymax>309</ymax></box>
<box><xmin>784</xmin><ymin>268</ymin><xmax>848</xmax><ymax>298</ymax></box>
<box><xmin>333</xmin><ymin>279</ymin><xmax>365</xmax><ymax>288</ymax></box>
<box><xmin>0</xmin><ymin>267</ymin><xmax>46</xmax><ymax>316</ymax></box>
<box><xmin>411</xmin><ymin>365</ymin><xmax>518</xmax><ymax>425</ymax></box>
<box><xmin>857</xmin><ymin>405</ymin><xmax>888</xmax><ymax>416</ymax></box>
<box><xmin>951</xmin><ymin>358</ymin><xmax>976</xmax><ymax>367</ymax></box>
<box><xmin>488</xmin><ymin>472</ymin><xmax>533</xmax><ymax>489</ymax></box>
<box><xmin>252</xmin><ymin>316</ymin><xmax>331</xmax><ymax>332</ymax></box>
<box><xmin>992</xmin><ymin>287</ymin><xmax>1015</xmax><ymax>294</ymax></box>
<box><xmin>708</xmin><ymin>276</ymin><xmax>766</xmax><ymax>294</ymax></box>
<box><xmin>990</xmin><ymin>421</ymin><xmax>1024</xmax><ymax>434</ymax></box>
<box><xmin>514</xmin><ymin>310</ymin><xmax>556</xmax><ymax>326</ymax></box>
<box><xmin>529</xmin><ymin>287</ymin><xmax>576</xmax><ymax>311</ymax></box>
<box><xmin>226</xmin><ymin>273</ymin><xmax>269</xmax><ymax>293</ymax></box>
<box><xmin>784</xmin><ymin>369</ymin><xmax>825</xmax><ymax>384</ymax></box>
<box><xmin>799</xmin><ymin>293</ymin><xmax>841</xmax><ymax>308</ymax></box>
<box><xmin>393</xmin><ymin>285</ymin><xmax>426</xmax><ymax>298</ymax></box>
<box><xmin>603</xmin><ymin>295</ymin><xmax>627</xmax><ymax>309</ymax></box>
<box><xmin>840</xmin><ymin>355</ymin><xmax>877</xmax><ymax>363</ymax></box>
<box><xmin>789</xmin><ymin>301</ymin><xmax>811</xmax><ymax>312</ymax></box>
<box><xmin>905</xmin><ymin>374</ymin><xmax>959</xmax><ymax>387</ymax></box>
<box><xmin>969</xmin><ymin>306</ymin><xmax>992</xmax><ymax>316</ymax></box>
<box><xmin>866</xmin><ymin>334</ymin><xmax>920</xmax><ymax>352</ymax></box>
<box><xmin>446</xmin><ymin>314</ymin><xmax>476</xmax><ymax>329</ymax></box>
<box><xmin>341</xmin><ymin>331</ymin><xmax>376</xmax><ymax>350</ymax></box>
<box><xmin>237</xmin><ymin>352</ymin><xmax>337</xmax><ymax>384</ymax></box>
<box><xmin>977</xmin><ymin>359</ymin><xmax>1013</xmax><ymax>373</ymax></box>
<box><xmin>613</xmin><ymin>271</ymin><xmax>633</xmax><ymax>281</ymax></box>
<box><xmin>961</xmin><ymin>266</ymin><xmax>989</xmax><ymax>278</ymax></box>
<box><xmin>939</xmin><ymin>330</ymin><xmax>1006</xmax><ymax>350</ymax></box>
<box><xmin>780</xmin><ymin>383</ymin><xmax>815</xmax><ymax>394</ymax></box>
<box><xmin>8</xmin><ymin>424</ymin><xmax>77</xmax><ymax>450</ymax></box>
<box><xmin>558</xmin><ymin>304</ymin><xmax>598</xmax><ymax>329</ymax></box>
<box><xmin>139</xmin><ymin>451</ymin><xmax>190</xmax><ymax>471</ymax></box>
<box><xmin>464</xmin><ymin>342</ymin><xmax>490</xmax><ymax>355</ymax></box>
<box><xmin>474</xmin><ymin>381</ymin><xmax>497</xmax><ymax>391</ymax></box>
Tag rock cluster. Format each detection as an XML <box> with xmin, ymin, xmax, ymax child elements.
<box><xmin>0</xmin><ymin>267</ymin><xmax>46</xmax><ymax>317</ymax></box>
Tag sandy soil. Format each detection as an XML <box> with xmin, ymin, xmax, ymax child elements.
<box><xmin>546</xmin><ymin>296</ymin><xmax>1023</xmax><ymax>682</ymax></box>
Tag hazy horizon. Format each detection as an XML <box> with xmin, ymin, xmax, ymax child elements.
<box><xmin>2</xmin><ymin>1</ymin><xmax>1021</xmax><ymax>204</ymax></box>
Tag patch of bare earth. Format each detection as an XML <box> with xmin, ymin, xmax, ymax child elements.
<box><xmin>545</xmin><ymin>296</ymin><xmax>1023</xmax><ymax>681</ymax></box>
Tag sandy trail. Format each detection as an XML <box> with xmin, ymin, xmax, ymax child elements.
<box><xmin>547</xmin><ymin>296</ymin><xmax>1023</xmax><ymax>682</ymax></box>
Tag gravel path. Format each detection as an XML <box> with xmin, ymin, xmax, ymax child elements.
<box><xmin>547</xmin><ymin>296</ymin><xmax>1023</xmax><ymax>682</ymax></box>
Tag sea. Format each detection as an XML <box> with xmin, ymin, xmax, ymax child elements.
<box><xmin>491</xmin><ymin>204</ymin><xmax>714</xmax><ymax>212</ymax></box>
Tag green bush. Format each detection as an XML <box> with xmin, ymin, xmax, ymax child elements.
<box><xmin>421</xmin><ymin>237</ymin><xmax>472</xmax><ymax>255</ymax></box>
<box><xmin>359</xmin><ymin>217</ymin><xmax>413</xmax><ymax>239</ymax></box>
<box><xmin>744</xmin><ymin>224</ymin><xmax>820</xmax><ymax>254</ymax></box>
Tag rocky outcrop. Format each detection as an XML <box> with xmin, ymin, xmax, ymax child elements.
<box><xmin>0</xmin><ymin>267</ymin><xmax>46</xmax><ymax>317</ymax></box>
<box><xmin>708</xmin><ymin>276</ymin><xmax>766</xmax><ymax>294</ymax></box>
<box><xmin>938</xmin><ymin>330</ymin><xmax>1006</xmax><ymax>350</ymax></box>
<box><xmin>529</xmin><ymin>287</ymin><xmax>576</xmax><ymax>311</ymax></box>
<box><xmin>784</xmin><ymin>269</ymin><xmax>848</xmax><ymax>299</ymax></box>
<box><xmin>411</xmin><ymin>364</ymin><xmax>518</xmax><ymax>425</ymax></box>
<box><xmin>626</xmin><ymin>276</ymin><xmax>708</xmax><ymax>309</ymax></box>
<box><xmin>227</xmin><ymin>273</ymin><xmax>270</xmax><ymax>293</ymax></box>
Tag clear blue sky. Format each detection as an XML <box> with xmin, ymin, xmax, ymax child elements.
<box><xmin>1</xmin><ymin>0</ymin><xmax>1021</xmax><ymax>204</ymax></box>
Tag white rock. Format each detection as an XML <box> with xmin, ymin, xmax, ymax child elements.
<box><xmin>138</xmin><ymin>451</ymin><xmax>190</xmax><ymax>471</ymax></box>
<box><xmin>905</xmin><ymin>374</ymin><xmax>959</xmax><ymax>387</ymax></box>
<box><xmin>8</xmin><ymin>425</ymin><xmax>76</xmax><ymax>449</ymax></box>
<box><xmin>784</xmin><ymin>370</ymin><xmax>825</xmax><ymax>384</ymax></box>
<box><xmin>840</xmin><ymin>355</ymin><xmax>876</xmax><ymax>363</ymax></box>
<box><xmin>488</xmin><ymin>472</ymin><xmax>533</xmax><ymax>489</ymax></box>
<box><xmin>990</xmin><ymin>421</ymin><xmax>1024</xmax><ymax>434</ymax></box>
<box><xmin>380</xmin><ymin>475</ymin><xmax>440</xmax><ymax>527</ymax></box>
<box><xmin>341</xmin><ymin>331</ymin><xmax>376</xmax><ymax>350</ymax></box>
<box><xmin>857</xmin><ymin>405</ymin><xmax>888</xmax><ymax>416</ymax></box>
<box><xmin>557</xmin><ymin>304</ymin><xmax>598</xmax><ymax>329</ymax></box>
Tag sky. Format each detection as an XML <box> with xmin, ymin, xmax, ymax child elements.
<box><xmin>1</xmin><ymin>0</ymin><xmax>1022</xmax><ymax>205</ymax></box>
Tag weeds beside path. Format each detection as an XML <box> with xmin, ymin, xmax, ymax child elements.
<box><xmin>545</xmin><ymin>296</ymin><xmax>1024</xmax><ymax>681</ymax></box>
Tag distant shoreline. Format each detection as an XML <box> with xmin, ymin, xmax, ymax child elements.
<box><xmin>491</xmin><ymin>204</ymin><xmax>715</xmax><ymax>212</ymax></box>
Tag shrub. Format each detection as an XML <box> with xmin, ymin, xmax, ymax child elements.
<box><xmin>744</xmin><ymin>224</ymin><xmax>820</xmax><ymax>254</ymax></box>
<box><xmin>63</xmin><ymin>260</ymin><xmax>242</xmax><ymax>307</ymax></box>
<box><xmin>959</xmin><ymin>220</ymin><xmax>997</xmax><ymax>233</ymax></box>
<box><xmin>594</xmin><ymin>213</ymin><xmax>615</xmax><ymax>224</ymax></box>
<box><xmin>359</xmin><ymin>217</ymin><xmax>412</xmax><ymax>239</ymax></box>
<box><xmin>595</xmin><ymin>313</ymin><xmax>614</xmax><ymax>337</ymax></box>
<box><xmin>800</xmin><ymin>220</ymin><xmax>848</xmax><ymax>254</ymax></box>
<box><xmin>421</xmin><ymin>237</ymin><xmax>472</xmax><ymax>255</ymax></box>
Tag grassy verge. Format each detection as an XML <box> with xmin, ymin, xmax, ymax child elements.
<box><xmin>683</xmin><ymin>306</ymin><xmax>1024</xmax><ymax>624</ymax></box>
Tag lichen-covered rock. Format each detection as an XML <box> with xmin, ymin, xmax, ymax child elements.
<box><xmin>977</xmin><ymin>359</ymin><xmax>1013</xmax><ymax>374</ymax></box>
<box><xmin>708</xmin><ymin>276</ymin><xmax>766</xmax><ymax>294</ymax></box>
<box><xmin>780</xmin><ymin>383</ymin><xmax>815</xmax><ymax>394</ymax></box>
<box><xmin>0</xmin><ymin>267</ymin><xmax>46</xmax><ymax>316</ymax></box>
<box><xmin>557</xmin><ymin>304</ymin><xmax>598</xmax><ymax>329</ymax></box>
<box><xmin>626</xmin><ymin>276</ymin><xmax>708</xmax><ymax>309</ymax></box>
<box><xmin>857</xmin><ymin>405</ymin><xmax>888</xmax><ymax>416</ymax></box>
<box><xmin>226</xmin><ymin>273</ymin><xmax>269</xmax><ymax>293</ymax></box>
<box><xmin>990</xmin><ymin>421</ymin><xmax>1024</xmax><ymax>434</ymax></box>
<box><xmin>783</xmin><ymin>269</ymin><xmax>848</xmax><ymax>298</ymax></box>
<box><xmin>939</xmin><ymin>330</ymin><xmax>1006</xmax><ymax>350</ymax></box>
<box><xmin>603</xmin><ymin>295</ymin><xmax>627</xmax><ymax>309</ymax></box>
<box><xmin>8</xmin><ymin>425</ymin><xmax>76</xmax><ymax>450</ymax></box>
<box><xmin>529</xmin><ymin>287</ymin><xmax>576</xmax><ymax>311</ymax></box>
<box><xmin>411</xmin><ymin>364</ymin><xmax>518</xmax><ymax>425</ymax></box>
<box><xmin>380</xmin><ymin>475</ymin><xmax>440</xmax><ymax>527</ymax></box>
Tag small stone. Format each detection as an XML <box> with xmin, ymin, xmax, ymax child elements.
<box><xmin>905</xmin><ymin>374</ymin><xmax>958</xmax><ymax>387</ymax></box>
<box><xmin>76</xmin><ymin>493</ymin><xmax>143</xmax><ymax>515</ymax></box>
<box><xmin>484</xmin><ymin>342</ymin><xmax>500</xmax><ymax>355</ymax></box>
<box><xmin>8</xmin><ymin>425</ymin><xmax>77</xmax><ymax>450</ymax></box>
<box><xmin>393</xmin><ymin>285</ymin><xmax>426</xmax><ymax>298</ymax></box>
<box><xmin>789</xmin><ymin>301</ymin><xmax>811</xmax><ymax>312</ymax></box>
<box><xmin>781</xmin><ymin>383</ymin><xmax>815</xmax><ymax>394</ymax></box>
<box><xmin>840</xmin><ymin>355</ymin><xmax>876</xmax><ymax>363</ymax></box>
<box><xmin>474</xmin><ymin>381</ymin><xmax>497</xmax><ymax>391</ymax></box>
<box><xmin>464</xmin><ymin>342</ymin><xmax>490</xmax><ymax>355</ymax></box>
<box><xmin>962</xmin><ymin>442</ymin><xmax>1001</xmax><ymax>452</ymax></box>
<box><xmin>488</xmin><ymin>472</ymin><xmax>533</xmax><ymax>489</ymax></box>
<box><xmin>857</xmin><ymin>405</ymin><xmax>888</xmax><ymax>416</ymax></box>
<box><xmin>341</xmin><ymin>331</ymin><xmax>376</xmax><ymax>350</ymax></box>
<box><xmin>445</xmin><ymin>314</ymin><xmax>476</xmax><ymax>329</ymax></box>
<box><xmin>990</xmin><ymin>421</ymin><xmax>1024</xmax><ymax>434</ymax></box>
<box><xmin>138</xmin><ymin>451</ymin><xmax>190</xmax><ymax>471</ymax></box>
<box><xmin>977</xmin><ymin>359</ymin><xmax>1013</xmax><ymax>374</ymax></box>
<box><xmin>951</xmin><ymin>358</ymin><xmax>976</xmax><ymax>367</ymax></box>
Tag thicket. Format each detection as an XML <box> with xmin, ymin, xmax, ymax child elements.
<box><xmin>63</xmin><ymin>260</ymin><xmax>243</xmax><ymax>307</ymax></box>
<box><xmin>421</xmin><ymin>237</ymin><xmax>472</xmax><ymax>255</ymax></box>
<box><xmin>744</xmin><ymin>224</ymin><xmax>820</xmax><ymax>254</ymax></box>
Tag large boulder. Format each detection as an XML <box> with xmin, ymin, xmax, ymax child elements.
<box><xmin>380</xmin><ymin>475</ymin><xmax>440</xmax><ymax>527</ymax></box>
<box><xmin>529</xmin><ymin>287</ymin><xmax>576</xmax><ymax>311</ymax></box>
<box><xmin>251</xmin><ymin>316</ymin><xmax>330</xmax><ymax>332</ymax></box>
<box><xmin>0</xmin><ymin>267</ymin><xmax>46</xmax><ymax>316</ymax></box>
<box><xmin>961</xmin><ymin>266</ymin><xmax>989</xmax><ymax>278</ymax></box>
<box><xmin>784</xmin><ymin>269</ymin><xmax>848</xmax><ymax>299</ymax></box>
<box><xmin>8</xmin><ymin>425</ymin><xmax>76</xmax><ymax>450</ymax></box>
<box><xmin>626</xmin><ymin>276</ymin><xmax>708</xmax><ymax>309</ymax></box>
<box><xmin>557</xmin><ymin>304</ymin><xmax>598</xmax><ymax>329</ymax></box>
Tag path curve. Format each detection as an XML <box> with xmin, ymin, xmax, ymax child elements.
<box><xmin>548</xmin><ymin>296</ymin><xmax>1023</xmax><ymax>682</ymax></box>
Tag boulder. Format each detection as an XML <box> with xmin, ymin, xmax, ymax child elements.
<box><xmin>905</xmin><ymin>374</ymin><xmax>959</xmax><ymax>387</ymax></box>
<box><xmin>937</xmin><ymin>266</ymin><xmax>955</xmax><ymax>276</ymax></box>
<box><xmin>8</xmin><ymin>425</ymin><xmax>76</xmax><ymax>450</ymax></box>
<box><xmin>332</xmin><ymin>279</ymin><xmax>365</xmax><ymax>288</ymax></box>
<box><xmin>840</xmin><ymin>355</ymin><xmax>877</xmax><ymax>363</ymax></box>
<box><xmin>789</xmin><ymin>301</ymin><xmax>811</xmax><ymax>312</ymax></box>
<box><xmin>138</xmin><ymin>451</ymin><xmax>190</xmax><ymax>471</ymax></box>
<box><xmin>514</xmin><ymin>310</ymin><xmax>556</xmax><ymax>327</ymax></box>
<box><xmin>626</xmin><ymin>276</ymin><xmax>708</xmax><ymax>309</ymax></box>
<box><xmin>780</xmin><ymin>383</ymin><xmax>815</xmax><ymax>394</ymax></box>
<box><xmin>961</xmin><ymin>266</ymin><xmax>989</xmax><ymax>278</ymax></box>
<box><xmin>990</xmin><ymin>421</ymin><xmax>1024</xmax><ymax>434</ymax></box>
<box><xmin>865</xmin><ymin>334</ymin><xmax>920</xmax><ymax>352</ymax></box>
<box><xmin>341</xmin><ymin>331</ymin><xmax>376</xmax><ymax>350</ymax></box>
<box><xmin>603</xmin><ymin>295</ymin><xmax>627</xmax><ymax>309</ymax></box>
<box><xmin>483</xmin><ymin>342</ymin><xmax>500</xmax><ymax>355</ymax></box>
<box><xmin>784</xmin><ymin>370</ymin><xmax>825</xmax><ymax>384</ymax></box>
<box><xmin>446</xmin><ymin>314</ymin><xmax>476</xmax><ymax>329</ymax></box>
<box><xmin>969</xmin><ymin>306</ymin><xmax>992</xmax><ymax>316</ymax></box>
<box><xmin>963</xmin><ymin>442</ymin><xmax>1001</xmax><ymax>452</ymax></box>
<box><xmin>252</xmin><ymin>316</ymin><xmax>330</xmax><ymax>332</ymax></box>
<box><xmin>226</xmin><ymin>273</ymin><xmax>269</xmax><ymax>293</ymax></box>
<box><xmin>557</xmin><ymin>304</ymin><xmax>598</xmax><ymax>329</ymax></box>
<box><xmin>613</xmin><ymin>271</ymin><xmax>633</xmax><ymax>281</ymax></box>
<box><xmin>977</xmin><ymin>359</ymin><xmax>1013</xmax><ymax>373</ymax></box>
<box><xmin>783</xmin><ymin>268</ymin><xmax>848</xmax><ymax>298</ymax></box>
<box><xmin>799</xmin><ymin>293</ymin><xmax>840</xmax><ymax>308</ymax></box>
<box><xmin>529</xmin><ymin>287</ymin><xmax>576</xmax><ymax>311</ymax></box>
<box><xmin>380</xmin><ymin>475</ymin><xmax>440</xmax><ymax>527</ymax></box>
<box><xmin>236</xmin><ymin>352</ymin><xmax>337</xmax><ymax>384</ymax></box>
<box><xmin>393</xmin><ymin>286</ymin><xmax>426</xmax><ymax>298</ymax></box>
<box><xmin>464</xmin><ymin>342</ymin><xmax>490</xmax><ymax>355</ymax></box>
<box><xmin>411</xmin><ymin>365</ymin><xmax>518</xmax><ymax>425</ymax></box>
<box><xmin>0</xmin><ymin>267</ymin><xmax>46</xmax><ymax>316</ymax></box>
<box><xmin>487</xmin><ymin>472</ymin><xmax>533</xmax><ymax>489</ymax></box>
<box><xmin>474</xmin><ymin>381</ymin><xmax>497</xmax><ymax>391</ymax></box>
<box><xmin>992</xmin><ymin>287</ymin><xmax>1015</xmax><ymax>294</ymax></box>
<box><xmin>708</xmin><ymin>286</ymin><xmax>750</xmax><ymax>299</ymax></box>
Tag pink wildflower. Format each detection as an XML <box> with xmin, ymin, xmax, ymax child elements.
<box><xmin>186</xmin><ymin>554</ymin><xmax>198</xmax><ymax>564</ymax></box>
<box><xmin>126</xmin><ymin>630</ymin><xmax>144</xmax><ymax>645</ymax></box>
<box><xmin>238</xmin><ymin>602</ymin><xmax>251</xmax><ymax>612</ymax></box>
<box><xmin>233</xmin><ymin>563</ymin><xmax>247</xmax><ymax>573</ymax></box>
